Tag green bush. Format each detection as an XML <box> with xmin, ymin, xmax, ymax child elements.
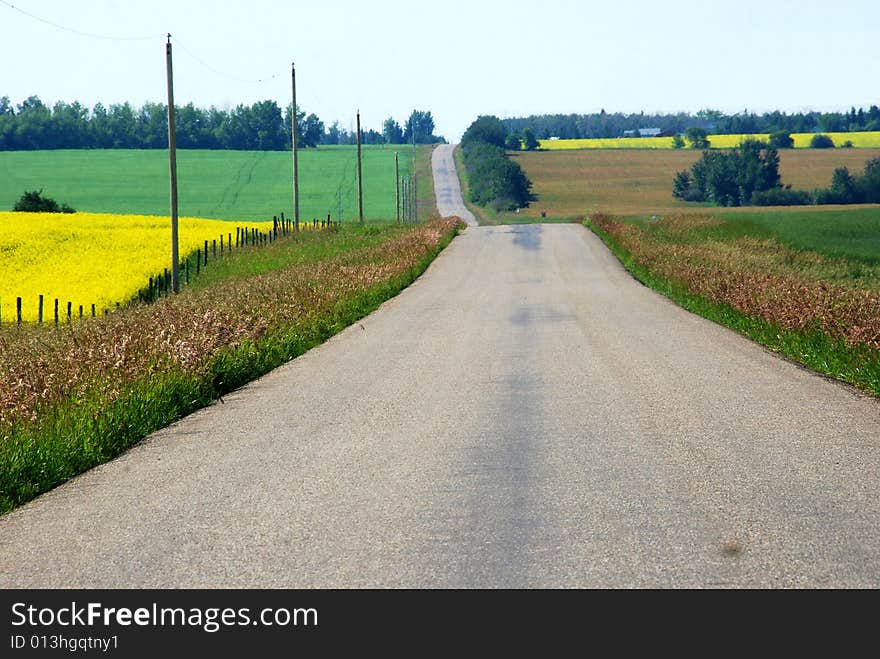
<box><xmin>810</xmin><ymin>134</ymin><xmax>835</xmax><ymax>149</ymax></box>
<box><xmin>751</xmin><ymin>187</ymin><xmax>812</xmax><ymax>206</ymax></box>
<box><xmin>813</xmin><ymin>158</ymin><xmax>880</xmax><ymax>204</ymax></box>
<box><xmin>13</xmin><ymin>189</ymin><xmax>75</xmax><ymax>213</ymax></box>
<box><xmin>685</xmin><ymin>127</ymin><xmax>710</xmax><ymax>149</ymax></box>
<box><xmin>769</xmin><ymin>131</ymin><xmax>794</xmax><ymax>149</ymax></box>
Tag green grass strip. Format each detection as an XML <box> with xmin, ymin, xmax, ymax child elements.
<box><xmin>0</xmin><ymin>224</ymin><xmax>461</xmax><ymax>514</ymax></box>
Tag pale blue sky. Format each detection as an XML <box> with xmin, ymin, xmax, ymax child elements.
<box><xmin>2</xmin><ymin>0</ymin><xmax>878</xmax><ymax>141</ymax></box>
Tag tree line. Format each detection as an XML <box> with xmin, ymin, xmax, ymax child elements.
<box><xmin>0</xmin><ymin>96</ymin><xmax>445</xmax><ymax>151</ymax></box>
<box><xmin>460</xmin><ymin>116</ymin><xmax>533</xmax><ymax>212</ymax></box>
<box><xmin>504</xmin><ymin>106</ymin><xmax>880</xmax><ymax>140</ymax></box>
<box><xmin>673</xmin><ymin>140</ymin><xmax>880</xmax><ymax>207</ymax></box>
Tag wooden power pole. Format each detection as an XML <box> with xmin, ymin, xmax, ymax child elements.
<box><xmin>291</xmin><ymin>62</ymin><xmax>300</xmax><ymax>231</ymax></box>
<box><xmin>356</xmin><ymin>110</ymin><xmax>364</xmax><ymax>223</ymax></box>
<box><xmin>165</xmin><ymin>34</ymin><xmax>180</xmax><ymax>294</ymax></box>
<box><xmin>395</xmin><ymin>152</ymin><xmax>400</xmax><ymax>224</ymax></box>
<box><xmin>412</xmin><ymin>119</ymin><xmax>417</xmax><ymax>222</ymax></box>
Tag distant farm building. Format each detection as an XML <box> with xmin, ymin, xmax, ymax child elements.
<box><xmin>623</xmin><ymin>128</ymin><xmax>666</xmax><ymax>138</ymax></box>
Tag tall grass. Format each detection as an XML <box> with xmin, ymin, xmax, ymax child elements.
<box><xmin>586</xmin><ymin>214</ymin><xmax>880</xmax><ymax>396</ymax></box>
<box><xmin>0</xmin><ymin>218</ymin><xmax>463</xmax><ymax>513</ymax></box>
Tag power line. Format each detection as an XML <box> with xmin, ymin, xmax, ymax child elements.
<box><xmin>170</xmin><ymin>36</ymin><xmax>280</xmax><ymax>85</ymax></box>
<box><xmin>0</xmin><ymin>1</ymin><xmax>281</xmax><ymax>85</ymax></box>
<box><xmin>0</xmin><ymin>0</ymin><xmax>162</xmax><ymax>41</ymax></box>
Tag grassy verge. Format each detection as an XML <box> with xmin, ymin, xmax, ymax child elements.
<box><xmin>586</xmin><ymin>214</ymin><xmax>880</xmax><ymax>396</ymax></box>
<box><xmin>452</xmin><ymin>145</ymin><xmax>488</xmax><ymax>225</ymax></box>
<box><xmin>0</xmin><ymin>218</ymin><xmax>463</xmax><ymax>513</ymax></box>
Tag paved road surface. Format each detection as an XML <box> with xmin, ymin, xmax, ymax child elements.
<box><xmin>432</xmin><ymin>144</ymin><xmax>477</xmax><ymax>226</ymax></box>
<box><xmin>1</xmin><ymin>156</ymin><xmax>878</xmax><ymax>587</ymax></box>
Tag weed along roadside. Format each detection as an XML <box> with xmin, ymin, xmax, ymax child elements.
<box><xmin>586</xmin><ymin>213</ymin><xmax>880</xmax><ymax>397</ymax></box>
<box><xmin>0</xmin><ymin>218</ymin><xmax>464</xmax><ymax>514</ymax></box>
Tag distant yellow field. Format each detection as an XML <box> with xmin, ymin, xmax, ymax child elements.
<box><xmin>0</xmin><ymin>212</ymin><xmax>271</xmax><ymax>322</ymax></box>
<box><xmin>540</xmin><ymin>131</ymin><xmax>880</xmax><ymax>150</ymax></box>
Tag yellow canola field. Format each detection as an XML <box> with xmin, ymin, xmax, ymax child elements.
<box><xmin>540</xmin><ymin>131</ymin><xmax>880</xmax><ymax>150</ymax></box>
<box><xmin>0</xmin><ymin>212</ymin><xmax>272</xmax><ymax>322</ymax></box>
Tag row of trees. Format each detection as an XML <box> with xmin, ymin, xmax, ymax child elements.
<box><xmin>672</xmin><ymin>129</ymin><xmax>854</xmax><ymax>151</ymax></box>
<box><xmin>460</xmin><ymin>116</ymin><xmax>533</xmax><ymax>211</ymax></box>
<box><xmin>810</xmin><ymin>158</ymin><xmax>880</xmax><ymax>205</ymax></box>
<box><xmin>504</xmin><ymin>106</ymin><xmax>880</xmax><ymax>140</ymax></box>
<box><xmin>673</xmin><ymin>140</ymin><xmax>880</xmax><ymax>207</ymax></box>
<box><xmin>672</xmin><ymin>140</ymin><xmax>782</xmax><ymax>206</ymax></box>
<box><xmin>0</xmin><ymin>96</ymin><xmax>444</xmax><ymax>151</ymax></box>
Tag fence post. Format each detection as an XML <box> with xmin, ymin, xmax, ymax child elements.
<box><xmin>92</xmin><ymin>304</ymin><xmax>96</xmax><ymax>318</ymax></box>
<box><xmin>16</xmin><ymin>297</ymin><xmax>22</xmax><ymax>325</ymax></box>
<box><xmin>67</xmin><ymin>301</ymin><xmax>72</xmax><ymax>324</ymax></box>
<box><xmin>38</xmin><ymin>295</ymin><xmax>43</xmax><ymax>324</ymax></box>
<box><xmin>204</xmin><ymin>240</ymin><xmax>209</xmax><ymax>266</ymax></box>
<box><xmin>54</xmin><ymin>298</ymin><xmax>59</xmax><ymax>325</ymax></box>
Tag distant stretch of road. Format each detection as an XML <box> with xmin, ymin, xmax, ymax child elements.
<box><xmin>0</xmin><ymin>149</ymin><xmax>878</xmax><ymax>588</ymax></box>
<box><xmin>432</xmin><ymin>144</ymin><xmax>477</xmax><ymax>226</ymax></box>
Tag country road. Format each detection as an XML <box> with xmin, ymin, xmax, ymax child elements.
<box><xmin>1</xmin><ymin>152</ymin><xmax>879</xmax><ymax>588</ymax></box>
<box><xmin>432</xmin><ymin>144</ymin><xmax>477</xmax><ymax>226</ymax></box>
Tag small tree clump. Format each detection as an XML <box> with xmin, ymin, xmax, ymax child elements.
<box><xmin>810</xmin><ymin>134</ymin><xmax>835</xmax><ymax>149</ymax></box>
<box><xmin>685</xmin><ymin>127</ymin><xmax>711</xmax><ymax>149</ymax></box>
<box><xmin>504</xmin><ymin>134</ymin><xmax>522</xmax><ymax>151</ymax></box>
<box><xmin>13</xmin><ymin>189</ymin><xmax>75</xmax><ymax>213</ymax></box>
<box><xmin>768</xmin><ymin>131</ymin><xmax>794</xmax><ymax>149</ymax></box>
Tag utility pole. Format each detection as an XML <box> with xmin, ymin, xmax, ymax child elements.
<box><xmin>400</xmin><ymin>176</ymin><xmax>409</xmax><ymax>222</ymax></box>
<box><xmin>412</xmin><ymin>116</ymin><xmax>417</xmax><ymax>222</ymax></box>
<box><xmin>165</xmin><ymin>34</ymin><xmax>180</xmax><ymax>293</ymax></box>
<box><xmin>395</xmin><ymin>151</ymin><xmax>400</xmax><ymax>224</ymax></box>
<box><xmin>291</xmin><ymin>62</ymin><xmax>300</xmax><ymax>231</ymax></box>
<box><xmin>356</xmin><ymin>110</ymin><xmax>364</xmax><ymax>224</ymax></box>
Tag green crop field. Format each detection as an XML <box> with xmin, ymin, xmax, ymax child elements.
<box><xmin>0</xmin><ymin>146</ymin><xmax>423</xmax><ymax>222</ymax></box>
<box><xmin>717</xmin><ymin>208</ymin><xmax>880</xmax><ymax>265</ymax></box>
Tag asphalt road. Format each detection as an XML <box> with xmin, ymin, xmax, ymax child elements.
<box><xmin>432</xmin><ymin>144</ymin><xmax>477</xmax><ymax>226</ymax></box>
<box><xmin>1</xmin><ymin>158</ymin><xmax>879</xmax><ymax>588</ymax></box>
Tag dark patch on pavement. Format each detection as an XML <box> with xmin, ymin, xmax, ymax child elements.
<box><xmin>508</xmin><ymin>225</ymin><xmax>542</xmax><ymax>251</ymax></box>
<box><xmin>509</xmin><ymin>303</ymin><xmax>576</xmax><ymax>327</ymax></box>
